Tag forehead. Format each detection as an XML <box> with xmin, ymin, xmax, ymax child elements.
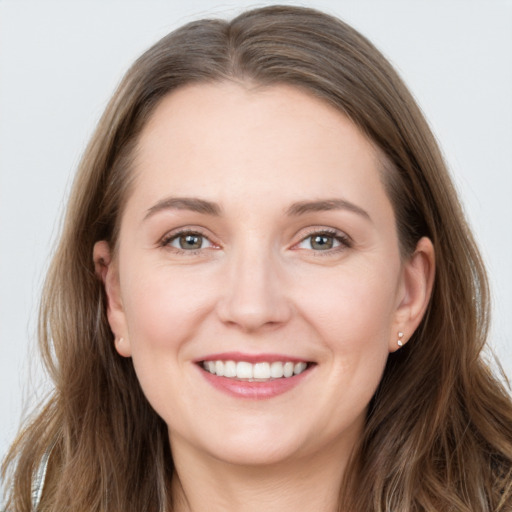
<box><xmin>127</xmin><ymin>81</ymin><xmax>392</xmax><ymax>221</ymax></box>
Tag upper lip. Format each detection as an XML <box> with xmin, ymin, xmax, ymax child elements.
<box><xmin>194</xmin><ymin>352</ymin><xmax>312</xmax><ymax>364</ymax></box>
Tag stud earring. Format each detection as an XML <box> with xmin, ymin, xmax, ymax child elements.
<box><xmin>397</xmin><ymin>332</ymin><xmax>404</xmax><ymax>347</ymax></box>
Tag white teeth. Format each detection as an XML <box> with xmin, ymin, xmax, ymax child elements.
<box><xmin>202</xmin><ymin>359</ymin><xmax>309</xmax><ymax>380</ymax></box>
<box><xmin>283</xmin><ymin>362</ymin><xmax>294</xmax><ymax>378</ymax></box>
<box><xmin>236</xmin><ymin>361</ymin><xmax>253</xmax><ymax>379</ymax></box>
<box><xmin>270</xmin><ymin>361</ymin><xmax>284</xmax><ymax>378</ymax></box>
<box><xmin>294</xmin><ymin>362</ymin><xmax>307</xmax><ymax>375</ymax></box>
<box><xmin>253</xmin><ymin>362</ymin><xmax>270</xmax><ymax>379</ymax></box>
<box><xmin>215</xmin><ymin>360</ymin><xmax>224</xmax><ymax>377</ymax></box>
<box><xmin>224</xmin><ymin>360</ymin><xmax>237</xmax><ymax>378</ymax></box>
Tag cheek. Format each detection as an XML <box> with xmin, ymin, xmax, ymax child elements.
<box><xmin>266</xmin><ymin>264</ymin><xmax>398</xmax><ymax>444</ymax></box>
<box><xmin>295</xmin><ymin>261</ymin><xmax>399</xmax><ymax>347</ymax></box>
<box><xmin>118</xmin><ymin>267</ymin><xmax>215</xmax><ymax>418</ymax></box>
<box><xmin>121</xmin><ymin>265</ymin><xmax>215</xmax><ymax>355</ymax></box>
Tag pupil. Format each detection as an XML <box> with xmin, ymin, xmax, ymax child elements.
<box><xmin>180</xmin><ymin>234</ymin><xmax>202</xmax><ymax>250</ymax></box>
<box><xmin>312</xmin><ymin>235</ymin><xmax>333</xmax><ymax>250</ymax></box>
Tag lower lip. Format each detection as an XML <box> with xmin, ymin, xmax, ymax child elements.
<box><xmin>198</xmin><ymin>365</ymin><xmax>313</xmax><ymax>400</ymax></box>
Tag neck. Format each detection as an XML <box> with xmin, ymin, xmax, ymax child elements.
<box><xmin>170</xmin><ymin>437</ymin><xmax>357</xmax><ymax>512</ymax></box>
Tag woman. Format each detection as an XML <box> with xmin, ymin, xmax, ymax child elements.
<box><xmin>2</xmin><ymin>5</ymin><xmax>511</xmax><ymax>511</ymax></box>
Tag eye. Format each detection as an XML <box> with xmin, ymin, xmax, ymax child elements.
<box><xmin>164</xmin><ymin>231</ymin><xmax>214</xmax><ymax>251</ymax></box>
<box><xmin>295</xmin><ymin>230</ymin><xmax>350</xmax><ymax>251</ymax></box>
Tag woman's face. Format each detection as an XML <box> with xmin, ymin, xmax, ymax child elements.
<box><xmin>97</xmin><ymin>82</ymin><xmax>432</xmax><ymax>467</ymax></box>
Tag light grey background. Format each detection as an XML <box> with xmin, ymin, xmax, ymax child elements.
<box><xmin>1</xmin><ymin>0</ymin><xmax>511</xmax><ymax>473</ymax></box>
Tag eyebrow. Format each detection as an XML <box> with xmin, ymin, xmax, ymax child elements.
<box><xmin>286</xmin><ymin>199</ymin><xmax>371</xmax><ymax>221</ymax></box>
<box><xmin>143</xmin><ymin>196</ymin><xmax>371</xmax><ymax>222</ymax></box>
<box><xmin>144</xmin><ymin>197</ymin><xmax>222</xmax><ymax>220</ymax></box>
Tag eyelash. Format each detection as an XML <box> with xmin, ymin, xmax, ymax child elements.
<box><xmin>159</xmin><ymin>227</ymin><xmax>352</xmax><ymax>255</ymax></box>
<box><xmin>159</xmin><ymin>229</ymin><xmax>216</xmax><ymax>255</ymax></box>
<box><xmin>294</xmin><ymin>228</ymin><xmax>352</xmax><ymax>255</ymax></box>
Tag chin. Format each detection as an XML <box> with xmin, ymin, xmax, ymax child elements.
<box><xmin>175</xmin><ymin>422</ymin><xmax>309</xmax><ymax>468</ymax></box>
<box><xmin>209</xmin><ymin>440</ymin><xmax>302</xmax><ymax>467</ymax></box>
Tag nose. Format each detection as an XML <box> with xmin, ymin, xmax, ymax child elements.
<box><xmin>216</xmin><ymin>246</ymin><xmax>293</xmax><ymax>332</ymax></box>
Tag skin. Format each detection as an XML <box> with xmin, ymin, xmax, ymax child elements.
<box><xmin>94</xmin><ymin>82</ymin><xmax>434</xmax><ymax>512</ymax></box>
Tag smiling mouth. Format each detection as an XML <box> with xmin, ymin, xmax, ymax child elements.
<box><xmin>200</xmin><ymin>360</ymin><xmax>311</xmax><ymax>381</ymax></box>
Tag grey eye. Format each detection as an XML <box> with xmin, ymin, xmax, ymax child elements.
<box><xmin>310</xmin><ymin>234</ymin><xmax>334</xmax><ymax>250</ymax></box>
<box><xmin>297</xmin><ymin>233</ymin><xmax>341</xmax><ymax>251</ymax></box>
<box><xmin>169</xmin><ymin>233</ymin><xmax>212</xmax><ymax>250</ymax></box>
<box><xmin>180</xmin><ymin>234</ymin><xmax>203</xmax><ymax>250</ymax></box>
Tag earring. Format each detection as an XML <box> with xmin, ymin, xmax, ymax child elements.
<box><xmin>397</xmin><ymin>332</ymin><xmax>404</xmax><ymax>347</ymax></box>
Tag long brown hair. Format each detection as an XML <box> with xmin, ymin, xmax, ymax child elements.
<box><xmin>3</xmin><ymin>6</ymin><xmax>512</xmax><ymax>511</ymax></box>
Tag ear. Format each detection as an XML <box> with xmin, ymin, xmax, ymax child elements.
<box><xmin>93</xmin><ymin>241</ymin><xmax>132</xmax><ymax>357</ymax></box>
<box><xmin>390</xmin><ymin>236</ymin><xmax>435</xmax><ymax>352</ymax></box>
